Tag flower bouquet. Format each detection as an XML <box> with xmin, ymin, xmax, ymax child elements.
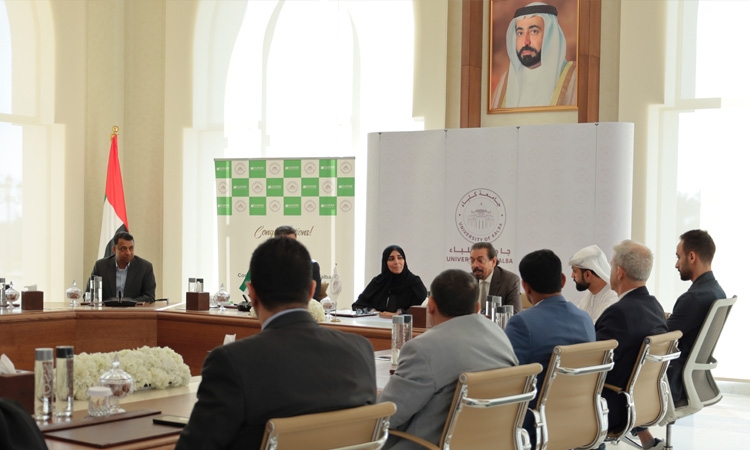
<box><xmin>73</xmin><ymin>346</ymin><xmax>191</xmax><ymax>400</ymax></box>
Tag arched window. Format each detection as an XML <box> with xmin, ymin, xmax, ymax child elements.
<box><xmin>0</xmin><ymin>0</ymin><xmax>55</xmax><ymax>290</ymax></box>
<box><xmin>0</xmin><ymin>0</ymin><xmax>23</xmax><ymax>282</ymax></box>
<box><xmin>187</xmin><ymin>0</ymin><xmax>420</xmax><ymax>291</ymax></box>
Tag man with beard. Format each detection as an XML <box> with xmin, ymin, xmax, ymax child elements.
<box><xmin>89</xmin><ymin>231</ymin><xmax>156</xmax><ymax>303</ymax></box>
<box><xmin>490</xmin><ymin>2</ymin><xmax>577</xmax><ymax>108</ymax></box>
<box><xmin>469</xmin><ymin>242</ymin><xmax>521</xmax><ymax>313</ymax></box>
<box><xmin>667</xmin><ymin>229</ymin><xmax>726</xmax><ymax>406</ymax></box>
<box><xmin>568</xmin><ymin>244</ymin><xmax>618</xmax><ymax>322</ymax></box>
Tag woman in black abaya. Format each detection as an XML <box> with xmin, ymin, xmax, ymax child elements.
<box><xmin>353</xmin><ymin>245</ymin><xmax>427</xmax><ymax>317</ymax></box>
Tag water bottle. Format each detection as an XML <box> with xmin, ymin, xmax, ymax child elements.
<box><xmin>392</xmin><ymin>316</ymin><xmax>406</xmax><ymax>364</ymax></box>
<box><xmin>55</xmin><ymin>346</ymin><xmax>75</xmax><ymax>417</ymax></box>
<box><xmin>34</xmin><ymin>348</ymin><xmax>54</xmax><ymax>421</ymax></box>
<box><xmin>498</xmin><ymin>305</ymin><xmax>514</xmax><ymax>329</ymax></box>
<box><xmin>486</xmin><ymin>296</ymin><xmax>502</xmax><ymax>322</ymax></box>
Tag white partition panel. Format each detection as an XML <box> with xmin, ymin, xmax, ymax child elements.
<box><xmin>365</xmin><ymin>130</ymin><xmax>446</xmax><ymax>296</ymax></box>
<box><xmin>365</xmin><ymin>123</ymin><xmax>634</xmax><ymax>303</ymax></box>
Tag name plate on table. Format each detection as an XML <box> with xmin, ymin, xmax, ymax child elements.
<box><xmin>333</xmin><ymin>309</ymin><xmax>379</xmax><ymax>318</ymax></box>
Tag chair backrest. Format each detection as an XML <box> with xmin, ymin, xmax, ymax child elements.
<box><xmin>438</xmin><ymin>363</ymin><xmax>542</xmax><ymax>450</ymax></box>
<box><xmin>260</xmin><ymin>402</ymin><xmax>396</xmax><ymax>450</ymax></box>
<box><xmin>682</xmin><ymin>296</ymin><xmax>737</xmax><ymax>412</ymax></box>
<box><xmin>623</xmin><ymin>330</ymin><xmax>682</xmax><ymax>431</ymax></box>
<box><xmin>536</xmin><ymin>339</ymin><xmax>617</xmax><ymax>450</ymax></box>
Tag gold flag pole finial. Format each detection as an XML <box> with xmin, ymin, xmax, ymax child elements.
<box><xmin>111</xmin><ymin>125</ymin><xmax>119</xmax><ymax>141</ymax></box>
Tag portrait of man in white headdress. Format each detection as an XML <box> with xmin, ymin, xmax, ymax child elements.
<box><xmin>490</xmin><ymin>0</ymin><xmax>578</xmax><ymax>110</ymax></box>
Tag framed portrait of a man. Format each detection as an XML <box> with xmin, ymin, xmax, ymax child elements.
<box><xmin>489</xmin><ymin>0</ymin><xmax>579</xmax><ymax>113</ymax></box>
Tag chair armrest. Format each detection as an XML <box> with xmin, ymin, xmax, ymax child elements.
<box><xmin>646</xmin><ymin>350</ymin><xmax>681</xmax><ymax>363</ymax></box>
<box><xmin>603</xmin><ymin>383</ymin><xmax>623</xmax><ymax>393</ymax></box>
<box><xmin>388</xmin><ymin>430</ymin><xmax>440</xmax><ymax>450</ymax></box>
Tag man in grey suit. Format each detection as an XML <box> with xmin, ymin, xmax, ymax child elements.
<box><xmin>89</xmin><ymin>231</ymin><xmax>156</xmax><ymax>303</ymax></box>
<box><xmin>176</xmin><ymin>237</ymin><xmax>377</xmax><ymax>450</ymax></box>
<box><xmin>470</xmin><ymin>242</ymin><xmax>522</xmax><ymax>313</ymax></box>
<box><xmin>379</xmin><ymin>269</ymin><xmax>518</xmax><ymax>450</ymax></box>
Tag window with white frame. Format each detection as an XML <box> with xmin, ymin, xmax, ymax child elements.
<box><xmin>656</xmin><ymin>0</ymin><xmax>750</xmax><ymax>380</ymax></box>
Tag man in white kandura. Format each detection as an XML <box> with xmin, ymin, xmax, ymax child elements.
<box><xmin>568</xmin><ymin>244</ymin><xmax>618</xmax><ymax>322</ymax></box>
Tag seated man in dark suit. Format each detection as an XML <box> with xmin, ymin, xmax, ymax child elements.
<box><xmin>668</xmin><ymin>229</ymin><xmax>726</xmax><ymax>406</ymax></box>
<box><xmin>596</xmin><ymin>240</ymin><xmax>667</xmax><ymax>450</ymax></box>
<box><xmin>470</xmin><ymin>242</ymin><xmax>522</xmax><ymax>313</ymax></box>
<box><xmin>175</xmin><ymin>237</ymin><xmax>377</xmax><ymax>450</ymax></box>
<box><xmin>505</xmin><ymin>249</ymin><xmax>595</xmax><ymax>448</ymax></box>
<box><xmin>274</xmin><ymin>225</ymin><xmax>322</xmax><ymax>300</ymax></box>
<box><xmin>89</xmin><ymin>231</ymin><xmax>156</xmax><ymax>303</ymax></box>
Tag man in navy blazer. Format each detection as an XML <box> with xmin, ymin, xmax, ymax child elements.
<box><xmin>90</xmin><ymin>231</ymin><xmax>156</xmax><ymax>303</ymax></box>
<box><xmin>596</xmin><ymin>240</ymin><xmax>667</xmax><ymax>450</ymax></box>
<box><xmin>505</xmin><ymin>249</ymin><xmax>595</xmax><ymax>448</ymax></box>
<box><xmin>667</xmin><ymin>230</ymin><xmax>726</xmax><ymax>405</ymax></box>
<box><xmin>175</xmin><ymin>237</ymin><xmax>376</xmax><ymax>450</ymax></box>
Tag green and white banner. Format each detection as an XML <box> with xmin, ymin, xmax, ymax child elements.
<box><xmin>215</xmin><ymin>158</ymin><xmax>356</xmax><ymax>306</ymax></box>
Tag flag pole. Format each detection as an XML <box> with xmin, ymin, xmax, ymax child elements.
<box><xmin>98</xmin><ymin>125</ymin><xmax>129</xmax><ymax>257</ymax></box>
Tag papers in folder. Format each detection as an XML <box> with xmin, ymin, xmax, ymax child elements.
<box><xmin>333</xmin><ymin>309</ymin><xmax>379</xmax><ymax>318</ymax></box>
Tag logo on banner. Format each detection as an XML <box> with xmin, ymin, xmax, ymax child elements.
<box><xmin>455</xmin><ymin>189</ymin><xmax>506</xmax><ymax>242</ymax></box>
<box><xmin>217</xmin><ymin>180</ymin><xmax>229</xmax><ymax>195</ymax></box>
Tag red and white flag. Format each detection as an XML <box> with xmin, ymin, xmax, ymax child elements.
<box><xmin>98</xmin><ymin>132</ymin><xmax>129</xmax><ymax>257</ymax></box>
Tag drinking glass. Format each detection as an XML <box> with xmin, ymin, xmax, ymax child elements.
<box><xmin>320</xmin><ymin>298</ymin><xmax>335</xmax><ymax>322</ymax></box>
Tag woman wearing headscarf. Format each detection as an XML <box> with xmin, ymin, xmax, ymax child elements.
<box><xmin>353</xmin><ymin>245</ymin><xmax>428</xmax><ymax>316</ymax></box>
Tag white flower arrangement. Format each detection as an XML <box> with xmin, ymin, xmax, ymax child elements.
<box><xmin>73</xmin><ymin>346</ymin><xmax>191</xmax><ymax>400</ymax></box>
<box><xmin>247</xmin><ymin>299</ymin><xmax>326</xmax><ymax>322</ymax></box>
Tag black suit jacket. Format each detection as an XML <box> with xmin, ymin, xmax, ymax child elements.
<box><xmin>666</xmin><ymin>271</ymin><xmax>726</xmax><ymax>403</ymax></box>
<box><xmin>175</xmin><ymin>310</ymin><xmax>377</xmax><ymax>450</ymax></box>
<box><xmin>595</xmin><ymin>286</ymin><xmax>667</xmax><ymax>432</ymax></box>
<box><xmin>90</xmin><ymin>255</ymin><xmax>156</xmax><ymax>304</ymax></box>
<box><xmin>488</xmin><ymin>266</ymin><xmax>522</xmax><ymax>313</ymax></box>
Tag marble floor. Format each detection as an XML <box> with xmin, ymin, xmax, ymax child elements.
<box><xmin>606</xmin><ymin>390</ymin><xmax>750</xmax><ymax>449</ymax></box>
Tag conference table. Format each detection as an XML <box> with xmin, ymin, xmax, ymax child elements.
<box><xmin>0</xmin><ymin>301</ymin><xmax>413</xmax><ymax>374</ymax></box>
<box><xmin>38</xmin><ymin>354</ymin><xmax>396</xmax><ymax>449</ymax></box>
<box><xmin>0</xmin><ymin>301</ymin><xmax>405</xmax><ymax>449</ymax></box>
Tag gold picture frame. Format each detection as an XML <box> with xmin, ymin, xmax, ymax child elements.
<box><xmin>488</xmin><ymin>0</ymin><xmax>580</xmax><ymax>114</ymax></box>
